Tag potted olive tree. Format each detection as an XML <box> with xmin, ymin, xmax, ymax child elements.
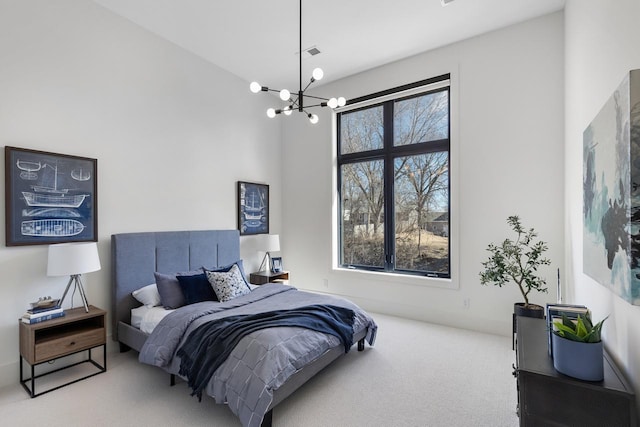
<box><xmin>552</xmin><ymin>314</ymin><xmax>607</xmax><ymax>381</ymax></box>
<box><xmin>479</xmin><ymin>215</ymin><xmax>551</xmax><ymax>318</ymax></box>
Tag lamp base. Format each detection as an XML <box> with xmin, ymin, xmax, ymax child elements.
<box><xmin>259</xmin><ymin>252</ymin><xmax>272</xmax><ymax>272</ymax></box>
<box><xmin>59</xmin><ymin>274</ymin><xmax>89</xmax><ymax>312</ymax></box>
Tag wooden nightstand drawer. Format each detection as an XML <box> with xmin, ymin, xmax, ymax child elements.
<box><xmin>36</xmin><ymin>328</ymin><xmax>104</xmax><ymax>363</ymax></box>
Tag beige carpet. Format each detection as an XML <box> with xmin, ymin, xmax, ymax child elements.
<box><xmin>0</xmin><ymin>313</ymin><xmax>518</xmax><ymax>427</ymax></box>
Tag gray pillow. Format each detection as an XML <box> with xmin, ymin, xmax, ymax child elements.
<box><xmin>154</xmin><ymin>272</ymin><xmax>186</xmax><ymax>309</ymax></box>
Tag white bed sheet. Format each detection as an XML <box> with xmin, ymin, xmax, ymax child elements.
<box><xmin>131</xmin><ymin>305</ymin><xmax>174</xmax><ymax>334</ymax></box>
<box><xmin>131</xmin><ymin>285</ymin><xmax>258</xmax><ymax>334</ymax></box>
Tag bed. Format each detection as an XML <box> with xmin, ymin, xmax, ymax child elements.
<box><xmin>111</xmin><ymin>229</ymin><xmax>377</xmax><ymax>427</ymax></box>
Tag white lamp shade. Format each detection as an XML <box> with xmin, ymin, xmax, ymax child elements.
<box><xmin>47</xmin><ymin>242</ymin><xmax>101</xmax><ymax>276</ymax></box>
<box><xmin>262</xmin><ymin>234</ymin><xmax>280</xmax><ymax>252</ymax></box>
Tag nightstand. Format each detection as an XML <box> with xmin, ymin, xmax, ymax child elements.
<box><xmin>19</xmin><ymin>305</ymin><xmax>107</xmax><ymax>397</ymax></box>
<box><xmin>249</xmin><ymin>270</ymin><xmax>290</xmax><ymax>285</ymax></box>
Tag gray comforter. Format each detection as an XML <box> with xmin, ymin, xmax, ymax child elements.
<box><xmin>139</xmin><ymin>283</ymin><xmax>377</xmax><ymax>427</ymax></box>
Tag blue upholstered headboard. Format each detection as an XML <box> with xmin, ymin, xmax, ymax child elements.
<box><xmin>111</xmin><ymin>229</ymin><xmax>240</xmax><ymax>341</ymax></box>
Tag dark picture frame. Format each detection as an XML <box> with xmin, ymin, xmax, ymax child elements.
<box><xmin>237</xmin><ymin>181</ymin><xmax>269</xmax><ymax>235</ymax></box>
<box><xmin>271</xmin><ymin>256</ymin><xmax>283</xmax><ymax>273</ymax></box>
<box><xmin>5</xmin><ymin>146</ymin><xmax>98</xmax><ymax>246</ymax></box>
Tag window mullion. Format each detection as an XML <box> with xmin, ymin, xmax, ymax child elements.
<box><xmin>383</xmin><ymin>100</ymin><xmax>395</xmax><ymax>272</ymax></box>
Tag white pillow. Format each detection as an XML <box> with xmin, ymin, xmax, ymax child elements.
<box><xmin>206</xmin><ymin>264</ymin><xmax>251</xmax><ymax>302</ymax></box>
<box><xmin>132</xmin><ymin>283</ymin><xmax>161</xmax><ymax>307</ymax></box>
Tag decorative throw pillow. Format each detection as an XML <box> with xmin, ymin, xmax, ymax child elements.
<box><xmin>154</xmin><ymin>272</ymin><xmax>186</xmax><ymax>309</ymax></box>
<box><xmin>203</xmin><ymin>260</ymin><xmax>247</xmax><ymax>281</ymax></box>
<box><xmin>177</xmin><ymin>273</ymin><xmax>218</xmax><ymax>305</ymax></box>
<box><xmin>132</xmin><ymin>283</ymin><xmax>161</xmax><ymax>307</ymax></box>
<box><xmin>206</xmin><ymin>264</ymin><xmax>251</xmax><ymax>302</ymax></box>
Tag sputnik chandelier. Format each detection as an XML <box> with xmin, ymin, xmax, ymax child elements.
<box><xmin>249</xmin><ymin>0</ymin><xmax>346</xmax><ymax>124</ymax></box>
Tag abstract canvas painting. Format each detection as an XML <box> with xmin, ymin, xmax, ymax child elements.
<box><xmin>583</xmin><ymin>69</ymin><xmax>640</xmax><ymax>305</ymax></box>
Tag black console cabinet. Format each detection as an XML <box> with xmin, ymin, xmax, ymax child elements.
<box><xmin>515</xmin><ymin>316</ymin><xmax>637</xmax><ymax>426</ymax></box>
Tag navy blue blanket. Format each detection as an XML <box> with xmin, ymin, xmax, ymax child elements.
<box><xmin>177</xmin><ymin>304</ymin><xmax>356</xmax><ymax>400</ymax></box>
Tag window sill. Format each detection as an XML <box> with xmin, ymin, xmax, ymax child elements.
<box><xmin>332</xmin><ymin>267</ymin><xmax>458</xmax><ymax>290</ymax></box>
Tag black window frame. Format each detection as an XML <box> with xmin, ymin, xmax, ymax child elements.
<box><xmin>337</xmin><ymin>74</ymin><xmax>451</xmax><ymax>278</ymax></box>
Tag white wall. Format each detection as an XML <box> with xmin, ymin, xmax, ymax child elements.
<box><xmin>282</xmin><ymin>13</ymin><xmax>565</xmax><ymax>336</ymax></box>
<box><xmin>565</xmin><ymin>0</ymin><xmax>640</xmax><ymax>400</ymax></box>
<box><xmin>0</xmin><ymin>0</ymin><xmax>282</xmax><ymax>387</ymax></box>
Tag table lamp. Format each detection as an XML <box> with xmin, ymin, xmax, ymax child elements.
<box><xmin>258</xmin><ymin>234</ymin><xmax>280</xmax><ymax>272</ymax></box>
<box><xmin>47</xmin><ymin>242</ymin><xmax>101</xmax><ymax>312</ymax></box>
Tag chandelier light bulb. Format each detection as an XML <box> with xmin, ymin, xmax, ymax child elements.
<box><xmin>267</xmin><ymin>108</ymin><xmax>276</xmax><ymax>118</ymax></box>
<box><xmin>308</xmin><ymin>114</ymin><xmax>319</xmax><ymax>124</ymax></box>
<box><xmin>312</xmin><ymin>68</ymin><xmax>324</xmax><ymax>81</ymax></box>
<box><xmin>250</xmin><ymin>82</ymin><xmax>262</xmax><ymax>93</ymax></box>
<box><xmin>337</xmin><ymin>97</ymin><xmax>347</xmax><ymax>107</ymax></box>
<box><xmin>279</xmin><ymin>89</ymin><xmax>291</xmax><ymax>101</ymax></box>
<box><xmin>283</xmin><ymin>106</ymin><xmax>293</xmax><ymax>116</ymax></box>
<box><xmin>327</xmin><ymin>98</ymin><xmax>338</xmax><ymax>109</ymax></box>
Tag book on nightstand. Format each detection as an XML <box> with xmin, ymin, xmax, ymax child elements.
<box><xmin>21</xmin><ymin>311</ymin><xmax>65</xmax><ymax>324</ymax></box>
<box><xmin>27</xmin><ymin>303</ymin><xmax>61</xmax><ymax>315</ymax></box>
<box><xmin>21</xmin><ymin>306</ymin><xmax>65</xmax><ymax>324</ymax></box>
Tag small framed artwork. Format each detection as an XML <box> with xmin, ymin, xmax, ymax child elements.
<box><xmin>271</xmin><ymin>256</ymin><xmax>283</xmax><ymax>273</ymax></box>
<box><xmin>237</xmin><ymin>181</ymin><xmax>269</xmax><ymax>235</ymax></box>
<box><xmin>5</xmin><ymin>146</ymin><xmax>98</xmax><ymax>246</ymax></box>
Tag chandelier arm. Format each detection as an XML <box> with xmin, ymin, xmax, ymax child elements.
<box><xmin>303</xmin><ymin>103</ymin><xmax>329</xmax><ymax>109</ymax></box>
<box><xmin>301</xmin><ymin>94</ymin><xmax>330</xmax><ymax>101</ymax></box>
<box><xmin>302</xmin><ymin>80</ymin><xmax>315</xmax><ymax>92</ymax></box>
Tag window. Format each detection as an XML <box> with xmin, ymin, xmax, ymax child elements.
<box><xmin>337</xmin><ymin>75</ymin><xmax>450</xmax><ymax>278</ymax></box>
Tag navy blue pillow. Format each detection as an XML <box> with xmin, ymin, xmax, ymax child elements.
<box><xmin>176</xmin><ymin>273</ymin><xmax>218</xmax><ymax>305</ymax></box>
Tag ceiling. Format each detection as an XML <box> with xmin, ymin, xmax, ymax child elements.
<box><xmin>93</xmin><ymin>0</ymin><xmax>565</xmax><ymax>91</ymax></box>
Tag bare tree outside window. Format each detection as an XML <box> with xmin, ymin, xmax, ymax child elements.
<box><xmin>340</xmin><ymin>160</ymin><xmax>385</xmax><ymax>267</ymax></box>
<box><xmin>338</xmin><ymin>82</ymin><xmax>450</xmax><ymax>277</ymax></box>
<box><xmin>394</xmin><ymin>153</ymin><xmax>449</xmax><ymax>273</ymax></box>
<box><xmin>340</xmin><ymin>106</ymin><xmax>383</xmax><ymax>154</ymax></box>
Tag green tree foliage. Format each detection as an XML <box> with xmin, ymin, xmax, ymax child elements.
<box><xmin>479</xmin><ymin>216</ymin><xmax>550</xmax><ymax>306</ymax></box>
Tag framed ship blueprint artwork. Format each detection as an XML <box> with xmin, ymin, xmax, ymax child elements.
<box><xmin>5</xmin><ymin>146</ymin><xmax>98</xmax><ymax>246</ymax></box>
<box><xmin>583</xmin><ymin>70</ymin><xmax>640</xmax><ymax>305</ymax></box>
<box><xmin>237</xmin><ymin>181</ymin><xmax>269</xmax><ymax>236</ymax></box>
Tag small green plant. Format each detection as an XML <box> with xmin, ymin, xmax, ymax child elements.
<box><xmin>479</xmin><ymin>215</ymin><xmax>550</xmax><ymax>307</ymax></box>
<box><xmin>552</xmin><ymin>314</ymin><xmax>607</xmax><ymax>343</ymax></box>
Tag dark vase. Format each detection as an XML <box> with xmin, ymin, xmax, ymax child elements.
<box><xmin>514</xmin><ymin>302</ymin><xmax>545</xmax><ymax>318</ymax></box>
<box><xmin>511</xmin><ymin>302</ymin><xmax>545</xmax><ymax>349</ymax></box>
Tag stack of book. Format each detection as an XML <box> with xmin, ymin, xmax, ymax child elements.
<box><xmin>546</xmin><ymin>303</ymin><xmax>589</xmax><ymax>357</ymax></box>
<box><xmin>22</xmin><ymin>299</ymin><xmax>65</xmax><ymax>324</ymax></box>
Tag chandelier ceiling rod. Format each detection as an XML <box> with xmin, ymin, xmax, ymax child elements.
<box><xmin>249</xmin><ymin>0</ymin><xmax>346</xmax><ymax>124</ymax></box>
<box><xmin>298</xmin><ymin>0</ymin><xmax>302</xmax><ymax>109</ymax></box>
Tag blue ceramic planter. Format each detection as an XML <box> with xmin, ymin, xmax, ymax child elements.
<box><xmin>552</xmin><ymin>333</ymin><xmax>604</xmax><ymax>381</ymax></box>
